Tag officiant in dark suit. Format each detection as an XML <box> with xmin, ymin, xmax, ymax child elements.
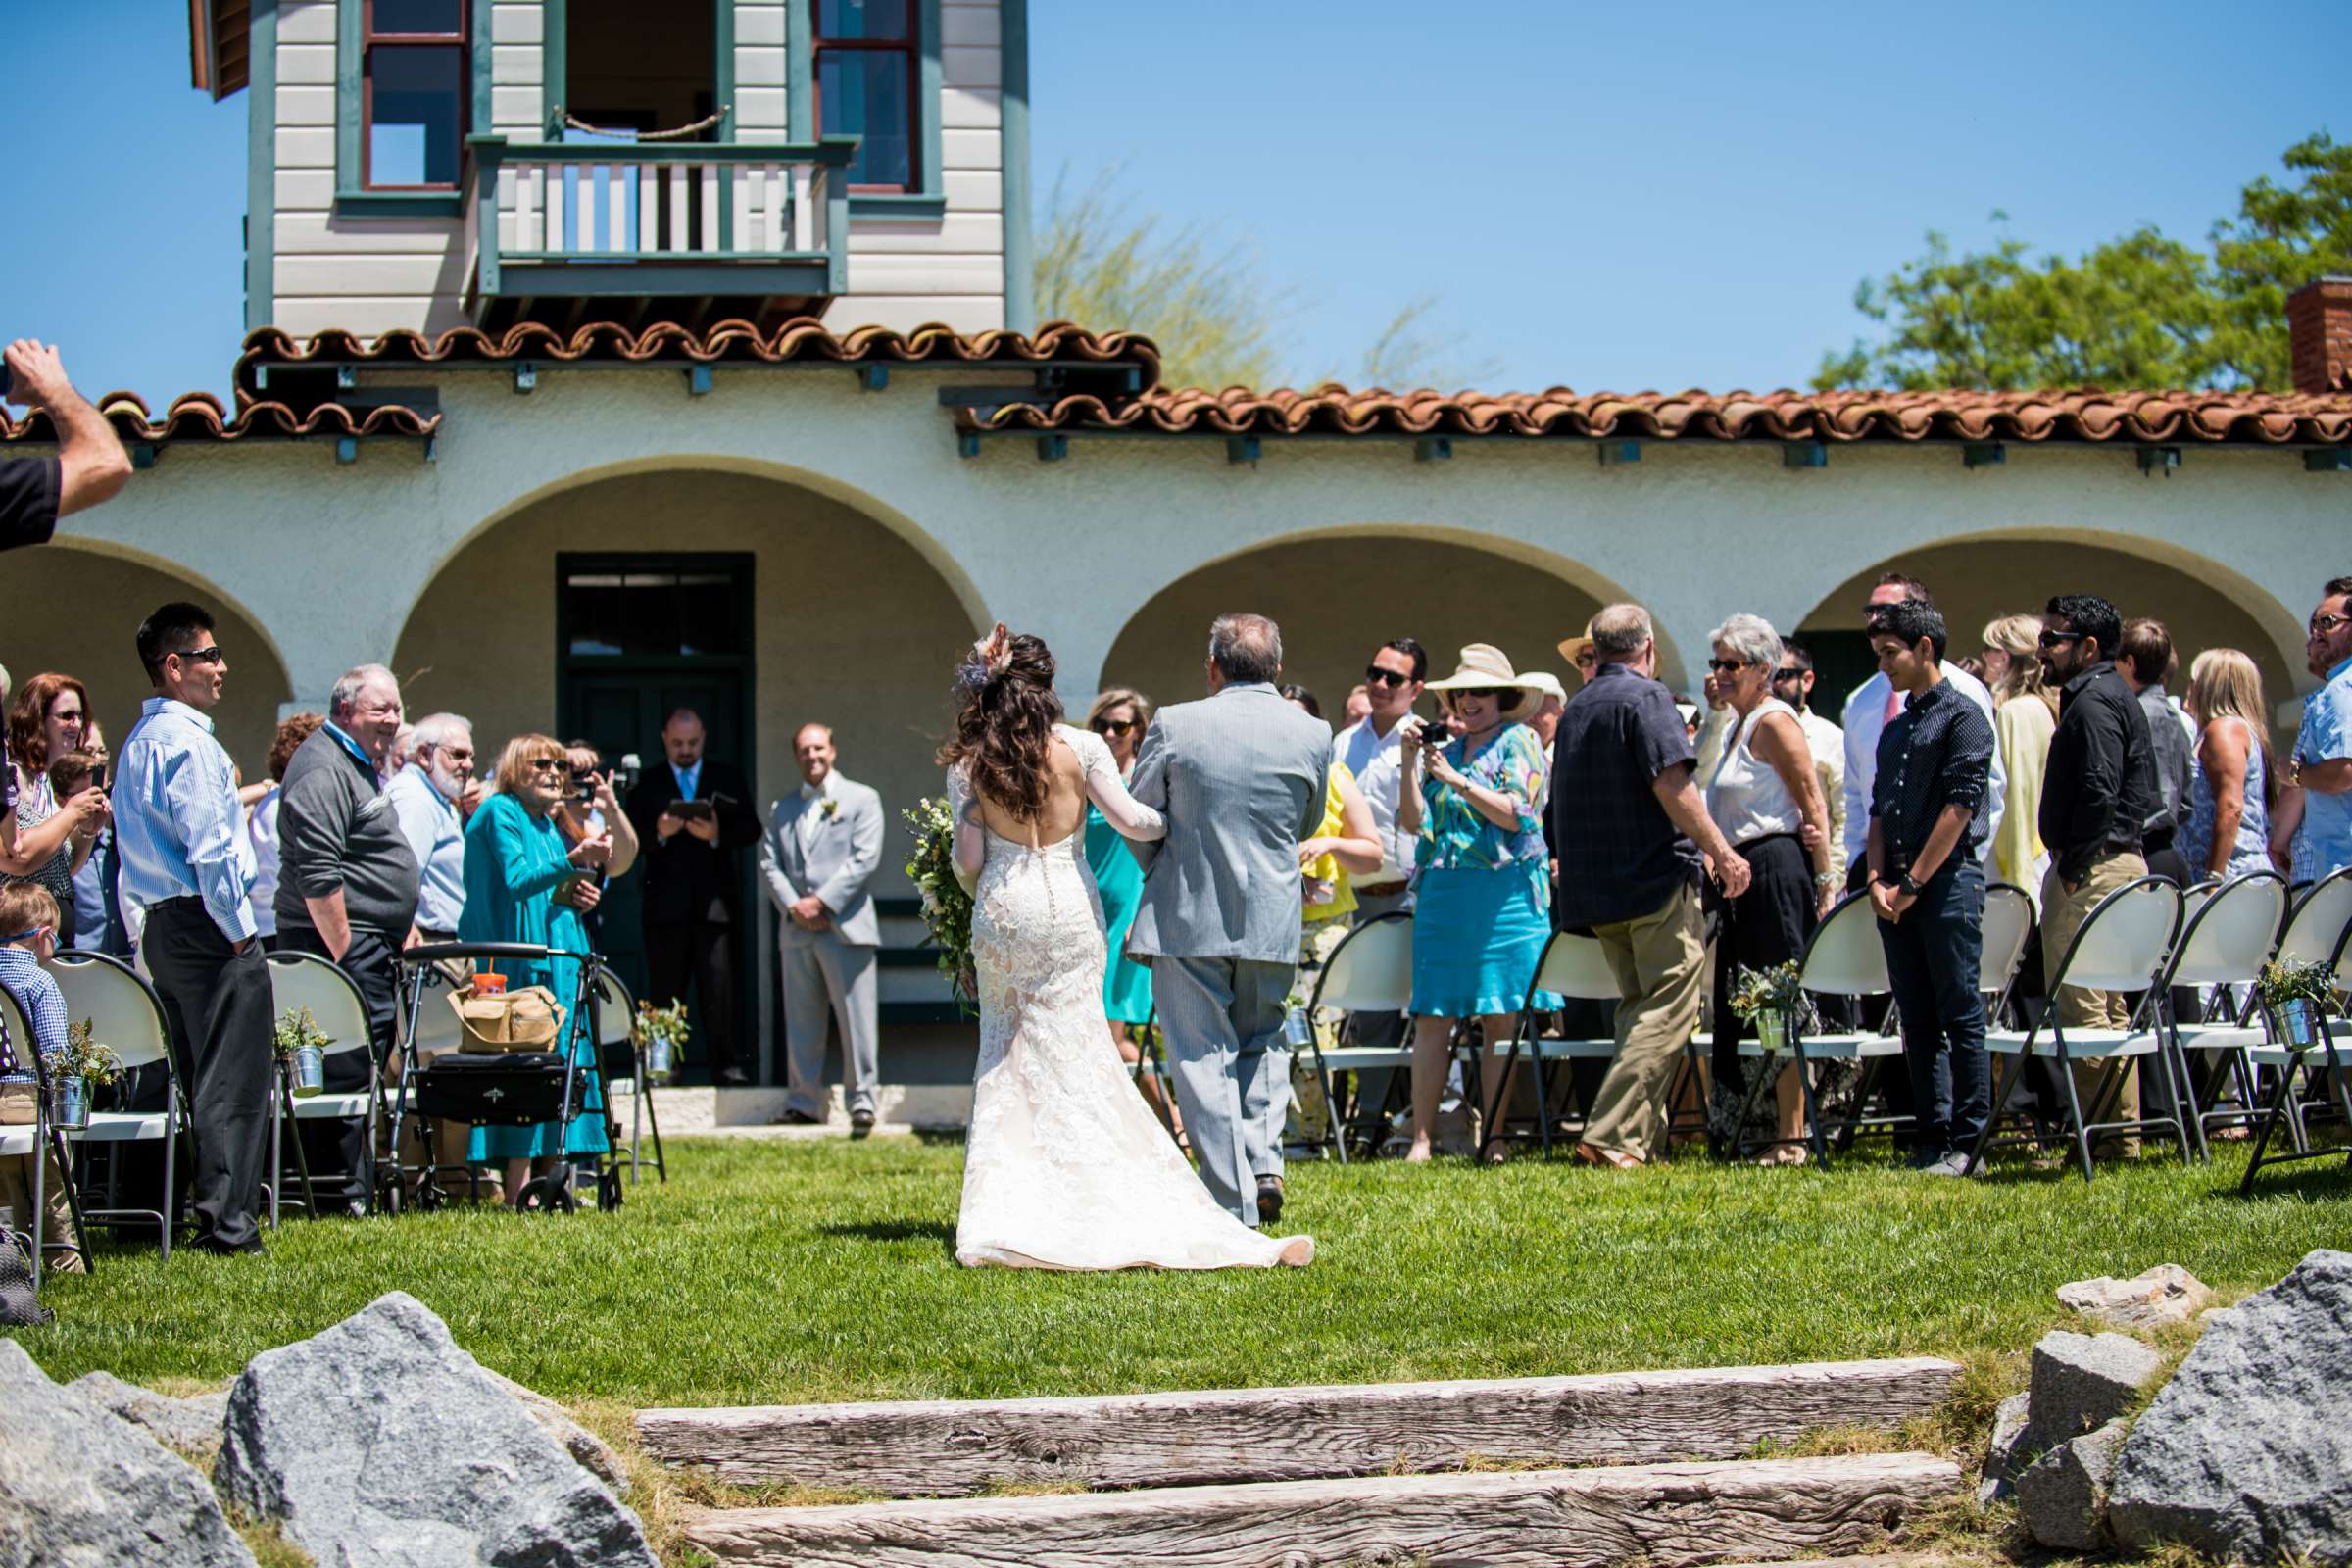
<box><xmin>624</xmin><ymin>708</ymin><xmax>761</xmax><ymax>1085</ymax></box>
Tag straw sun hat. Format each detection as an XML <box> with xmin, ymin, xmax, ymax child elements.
<box><xmin>1424</xmin><ymin>644</ymin><xmax>1544</xmax><ymax>717</ymax></box>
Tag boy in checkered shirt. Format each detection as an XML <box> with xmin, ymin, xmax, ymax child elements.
<box><xmin>0</xmin><ymin>883</ymin><xmax>81</xmax><ymax>1272</ymax></box>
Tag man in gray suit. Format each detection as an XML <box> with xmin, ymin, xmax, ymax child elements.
<box><xmin>760</xmin><ymin>723</ymin><xmax>886</xmax><ymax>1135</ymax></box>
<box><xmin>1127</xmin><ymin>613</ymin><xmax>1334</xmax><ymax>1227</ymax></box>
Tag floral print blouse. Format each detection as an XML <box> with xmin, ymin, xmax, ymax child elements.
<box><xmin>1416</xmin><ymin>721</ymin><xmax>1549</xmax><ymax>877</ymax></box>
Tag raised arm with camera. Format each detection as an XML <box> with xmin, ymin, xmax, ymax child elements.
<box><xmin>2</xmin><ymin>340</ymin><xmax>132</xmax><ymax>549</ymax></box>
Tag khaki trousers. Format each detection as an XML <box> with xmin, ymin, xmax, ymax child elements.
<box><xmin>2040</xmin><ymin>852</ymin><xmax>2148</xmax><ymax>1155</ymax></box>
<box><xmin>1581</xmin><ymin>881</ymin><xmax>1706</xmax><ymax>1163</ymax></box>
<box><xmin>0</xmin><ymin>1149</ymin><xmax>82</xmax><ymax>1274</ymax></box>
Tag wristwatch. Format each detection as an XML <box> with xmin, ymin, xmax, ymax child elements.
<box><xmin>1897</xmin><ymin>872</ymin><xmax>1921</xmax><ymax>898</ymax></box>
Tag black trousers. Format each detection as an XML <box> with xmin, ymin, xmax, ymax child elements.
<box><xmin>1878</xmin><ymin>860</ymin><xmax>1990</xmax><ymax>1159</ymax></box>
<box><xmin>644</xmin><ymin>918</ymin><xmax>740</xmax><ymax>1078</ymax></box>
<box><xmin>279</xmin><ymin>926</ymin><xmax>401</xmax><ymax>1208</ymax></box>
<box><xmin>143</xmin><ymin>899</ymin><xmax>274</xmax><ymax>1249</ymax></box>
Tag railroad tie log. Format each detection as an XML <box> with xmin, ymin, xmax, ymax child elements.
<box><xmin>636</xmin><ymin>1356</ymin><xmax>1962</xmax><ymax>1495</ymax></box>
<box><xmin>680</xmin><ymin>1450</ymin><xmax>1964</xmax><ymax>1568</ymax></box>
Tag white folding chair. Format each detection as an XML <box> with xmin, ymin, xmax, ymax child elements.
<box><xmin>592</xmin><ymin>967</ymin><xmax>665</xmax><ymax>1183</ymax></box>
<box><xmin>1731</xmin><ymin>893</ymin><xmax>1904</xmax><ymax>1163</ymax></box>
<box><xmin>264</xmin><ymin>951</ymin><xmax>378</xmax><ymax>1224</ymax></box>
<box><xmin>1979</xmin><ymin>882</ymin><xmax>2035</xmax><ymax>1027</ymax></box>
<box><xmin>1965</xmin><ymin>876</ymin><xmax>2183</xmax><ymax>1179</ymax></box>
<box><xmin>3</xmin><ymin>985</ymin><xmax>92</xmax><ymax>1287</ymax></box>
<box><xmin>45</xmin><ymin>952</ymin><xmax>188</xmax><ymax>1261</ymax></box>
<box><xmin>1301</xmin><ymin>912</ymin><xmax>1415</xmax><ymax>1163</ymax></box>
<box><xmin>2153</xmin><ymin>871</ymin><xmax>2289</xmax><ymax>1150</ymax></box>
<box><xmin>1483</xmin><ymin>930</ymin><xmax>1631</xmax><ymax>1159</ymax></box>
<box><xmin>2236</xmin><ymin>866</ymin><xmax>2352</xmax><ymax>1191</ymax></box>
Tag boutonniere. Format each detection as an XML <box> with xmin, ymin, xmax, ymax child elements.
<box><xmin>820</xmin><ymin>798</ymin><xmax>840</xmax><ymax>821</ymax></box>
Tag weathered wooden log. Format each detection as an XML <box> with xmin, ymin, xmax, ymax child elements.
<box><xmin>637</xmin><ymin>1356</ymin><xmax>1961</xmax><ymax>1495</ymax></box>
<box><xmin>681</xmin><ymin>1450</ymin><xmax>1963</xmax><ymax>1568</ymax></box>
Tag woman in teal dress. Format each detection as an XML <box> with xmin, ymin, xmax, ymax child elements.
<box><xmin>1082</xmin><ymin>687</ymin><xmax>1182</xmax><ymax>1140</ymax></box>
<box><xmin>461</xmin><ymin>733</ymin><xmax>612</xmax><ymax>1202</ymax></box>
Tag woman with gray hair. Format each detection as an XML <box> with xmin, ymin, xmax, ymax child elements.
<box><xmin>1702</xmin><ymin>612</ymin><xmax>1835</xmax><ymax>1164</ymax></box>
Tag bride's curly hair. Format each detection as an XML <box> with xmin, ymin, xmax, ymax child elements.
<box><xmin>940</xmin><ymin>626</ymin><xmax>1062</xmax><ymax>820</ymax></box>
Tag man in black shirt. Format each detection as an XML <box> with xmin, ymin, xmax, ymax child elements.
<box><xmin>2036</xmin><ymin>593</ymin><xmax>2163</xmax><ymax>1154</ymax></box>
<box><xmin>1863</xmin><ymin>601</ymin><xmax>1994</xmax><ymax>1175</ymax></box>
<box><xmin>1</xmin><ymin>340</ymin><xmax>132</xmax><ymax>549</ymax></box>
<box><xmin>1550</xmin><ymin>603</ymin><xmax>1747</xmax><ymax>1168</ymax></box>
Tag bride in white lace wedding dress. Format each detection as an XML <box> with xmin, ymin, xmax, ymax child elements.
<box><xmin>946</xmin><ymin>640</ymin><xmax>1312</xmax><ymax>1271</ymax></box>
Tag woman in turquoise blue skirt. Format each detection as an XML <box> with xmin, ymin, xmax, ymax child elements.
<box><xmin>1081</xmin><ymin>688</ymin><xmax>1184</xmax><ymax>1141</ymax></box>
<box><xmin>460</xmin><ymin>734</ymin><xmax>612</xmax><ymax>1203</ymax></box>
<box><xmin>1397</xmin><ymin>646</ymin><xmax>1561</xmax><ymax>1163</ymax></box>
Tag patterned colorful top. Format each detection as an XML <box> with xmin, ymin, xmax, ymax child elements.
<box><xmin>1416</xmin><ymin>722</ymin><xmax>1549</xmax><ymax>877</ymax></box>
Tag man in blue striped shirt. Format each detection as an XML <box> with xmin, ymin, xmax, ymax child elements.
<box><xmin>115</xmin><ymin>602</ymin><xmax>273</xmax><ymax>1254</ymax></box>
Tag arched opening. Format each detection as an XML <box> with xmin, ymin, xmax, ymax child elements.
<box><xmin>393</xmin><ymin>466</ymin><xmax>985</xmax><ymax>1085</ymax></box>
<box><xmin>3</xmin><ymin>543</ymin><xmax>293</xmax><ymax>779</ymax></box>
<box><xmin>1795</xmin><ymin>532</ymin><xmax>2305</xmax><ymax>720</ymax></box>
<box><xmin>1102</xmin><ymin>530</ymin><xmax>1636</xmax><ymax>717</ymax></box>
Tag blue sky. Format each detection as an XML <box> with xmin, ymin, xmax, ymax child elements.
<box><xmin>2</xmin><ymin>0</ymin><xmax>2338</xmax><ymax>406</ymax></box>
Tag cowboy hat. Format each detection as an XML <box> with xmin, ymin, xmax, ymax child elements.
<box><xmin>1556</xmin><ymin>618</ymin><xmax>1596</xmax><ymax>667</ymax></box>
<box><xmin>1424</xmin><ymin>644</ymin><xmax>1542</xmax><ymax>717</ymax></box>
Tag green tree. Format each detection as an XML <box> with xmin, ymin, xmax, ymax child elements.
<box><xmin>1034</xmin><ymin>168</ymin><xmax>1495</xmax><ymax>392</ymax></box>
<box><xmin>1817</xmin><ymin>132</ymin><xmax>2352</xmax><ymax>391</ymax></box>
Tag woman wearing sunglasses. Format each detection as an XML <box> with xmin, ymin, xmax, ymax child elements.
<box><xmin>1396</xmin><ymin>644</ymin><xmax>1560</xmax><ymax>1163</ymax></box>
<box><xmin>1080</xmin><ymin>687</ymin><xmax>1183</xmax><ymax>1139</ymax></box>
<box><xmin>1701</xmin><ymin>613</ymin><xmax>1836</xmax><ymax>1165</ymax></box>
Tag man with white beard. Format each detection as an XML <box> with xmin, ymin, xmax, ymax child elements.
<box><xmin>386</xmin><ymin>711</ymin><xmax>479</xmax><ymax>943</ymax></box>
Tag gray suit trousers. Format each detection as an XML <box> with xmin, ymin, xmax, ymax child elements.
<box><xmin>1152</xmin><ymin>956</ymin><xmax>1292</xmax><ymax>1224</ymax></box>
<box><xmin>779</xmin><ymin>933</ymin><xmax>879</xmax><ymax>1118</ymax></box>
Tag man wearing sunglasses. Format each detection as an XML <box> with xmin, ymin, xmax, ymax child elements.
<box><xmin>2035</xmin><ymin>592</ymin><xmax>2163</xmax><ymax>1157</ymax></box>
<box><xmin>2281</xmin><ymin>575</ymin><xmax>2352</xmax><ymax>881</ymax></box>
<box><xmin>115</xmin><ymin>602</ymin><xmax>274</xmax><ymax>1254</ymax></box>
<box><xmin>1335</xmin><ymin>637</ymin><xmax>1428</xmax><ymax>1074</ymax></box>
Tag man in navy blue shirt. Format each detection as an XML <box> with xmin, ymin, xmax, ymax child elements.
<box><xmin>1863</xmin><ymin>599</ymin><xmax>1995</xmax><ymax>1176</ymax></box>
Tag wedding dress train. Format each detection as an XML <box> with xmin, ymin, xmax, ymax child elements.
<box><xmin>951</xmin><ymin>726</ymin><xmax>1312</xmax><ymax>1270</ymax></box>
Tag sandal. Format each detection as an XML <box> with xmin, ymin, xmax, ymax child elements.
<box><xmin>1573</xmin><ymin>1142</ymin><xmax>1641</xmax><ymax>1170</ymax></box>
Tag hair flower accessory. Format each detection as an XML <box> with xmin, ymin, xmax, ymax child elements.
<box><xmin>956</xmin><ymin>623</ymin><xmax>1016</xmax><ymax>694</ymax></box>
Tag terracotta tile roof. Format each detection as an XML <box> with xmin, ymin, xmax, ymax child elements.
<box><xmin>1</xmin><ymin>391</ymin><xmax>440</xmax><ymax>446</ymax></box>
<box><xmin>233</xmin><ymin>318</ymin><xmax>1160</xmax><ymax>401</ymax></box>
<box><xmin>966</xmin><ymin>384</ymin><xmax>2352</xmax><ymax>447</ymax></box>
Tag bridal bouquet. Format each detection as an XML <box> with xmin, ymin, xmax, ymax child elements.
<box><xmin>903</xmin><ymin>797</ymin><xmax>978</xmax><ymax>1013</ymax></box>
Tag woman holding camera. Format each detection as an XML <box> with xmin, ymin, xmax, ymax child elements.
<box><xmin>1397</xmin><ymin>645</ymin><xmax>1561</xmax><ymax>1163</ymax></box>
<box><xmin>460</xmin><ymin>733</ymin><xmax>613</xmax><ymax>1204</ymax></box>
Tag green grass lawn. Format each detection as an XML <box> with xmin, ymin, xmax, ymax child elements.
<box><xmin>12</xmin><ymin>1136</ymin><xmax>2347</xmax><ymax>1408</ymax></box>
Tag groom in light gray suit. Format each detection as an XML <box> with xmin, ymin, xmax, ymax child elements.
<box><xmin>1127</xmin><ymin>613</ymin><xmax>1334</xmax><ymax>1227</ymax></box>
<box><xmin>760</xmin><ymin>723</ymin><xmax>886</xmax><ymax>1134</ymax></box>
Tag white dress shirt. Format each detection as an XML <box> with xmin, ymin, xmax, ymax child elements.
<box><xmin>1841</xmin><ymin>664</ymin><xmax>2006</xmax><ymax>869</ymax></box>
<box><xmin>1337</xmin><ymin>714</ymin><xmax>1412</xmax><ymax>880</ymax></box>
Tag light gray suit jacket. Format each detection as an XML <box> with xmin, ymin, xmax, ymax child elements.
<box><xmin>760</xmin><ymin>776</ymin><xmax>885</xmax><ymax>948</ymax></box>
<box><xmin>1124</xmin><ymin>682</ymin><xmax>1335</xmax><ymax>966</ymax></box>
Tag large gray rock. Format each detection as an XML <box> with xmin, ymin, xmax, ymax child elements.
<box><xmin>0</xmin><ymin>1339</ymin><xmax>257</xmax><ymax>1568</ymax></box>
<box><xmin>2029</xmin><ymin>1329</ymin><xmax>2162</xmax><ymax>1443</ymax></box>
<box><xmin>2057</xmin><ymin>1263</ymin><xmax>2212</xmax><ymax>1329</ymax></box>
<box><xmin>2110</xmin><ymin>1248</ymin><xmax>2352</xmax><ymax>1563</ymax></box>
<box><xmin>214</xmin><ymin>1291</ymin><xmax>657</xmax><ymax>1568</ymax></box>
<box><xmin>481</xmin><ymin>1367</ymin><xmax>631</xmax><ymax>1497</ymax></box>
<box><xmin>1977</xmin><ymin>1390</ymin><xmax>2034</xmax><ymax>1504</ymax></box>
<box><xmin>2016</xmin><ymin>1417</ymin><xmax>2128</xmax><ymax>1550</ymax></box>
<box><xmin>70</xmin><ymin>1371</ymin><xmax>229</xmax><ymax>1454</ymax></box>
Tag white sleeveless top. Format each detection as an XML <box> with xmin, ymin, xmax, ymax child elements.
<box><xmin>1706</xmin><ymin>697</ymin><xmax>1804</xmax><ymax>846</ymax></box>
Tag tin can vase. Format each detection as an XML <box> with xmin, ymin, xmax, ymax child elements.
<box><xmin>1755</xmin><ymin>1010</ymin><xmax>1794</xmax><ymax>1055</ymax></box>
<box><xmin>1282</xmin><ymin>1006</ymin><xmax>1314</xmax><ymax>1049</ymax></box>
<box><xmin>290</xmin><ymin>1044</ymin><xmax>326</xmax><ymax>1099</ymax></box>
<box><xmin>644</xmin><ymin>1033</ymin><xmax>674</xmax><ymax>1084</ymax></box>
<box><xmin>2264</xmin><ymin>997</ymin><xmax>2320</xmax><ymax>1051</ymax></box>
<box><xmin>48</xmin><ymin>1075</ymin><xmax>90</xmax><ymax>1132</ymax></box>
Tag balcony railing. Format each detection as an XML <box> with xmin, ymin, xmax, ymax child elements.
<box><xmin>466</xmin><ymin>134</ymin><xmax>858</xmax><ymax>326</ymax></box>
